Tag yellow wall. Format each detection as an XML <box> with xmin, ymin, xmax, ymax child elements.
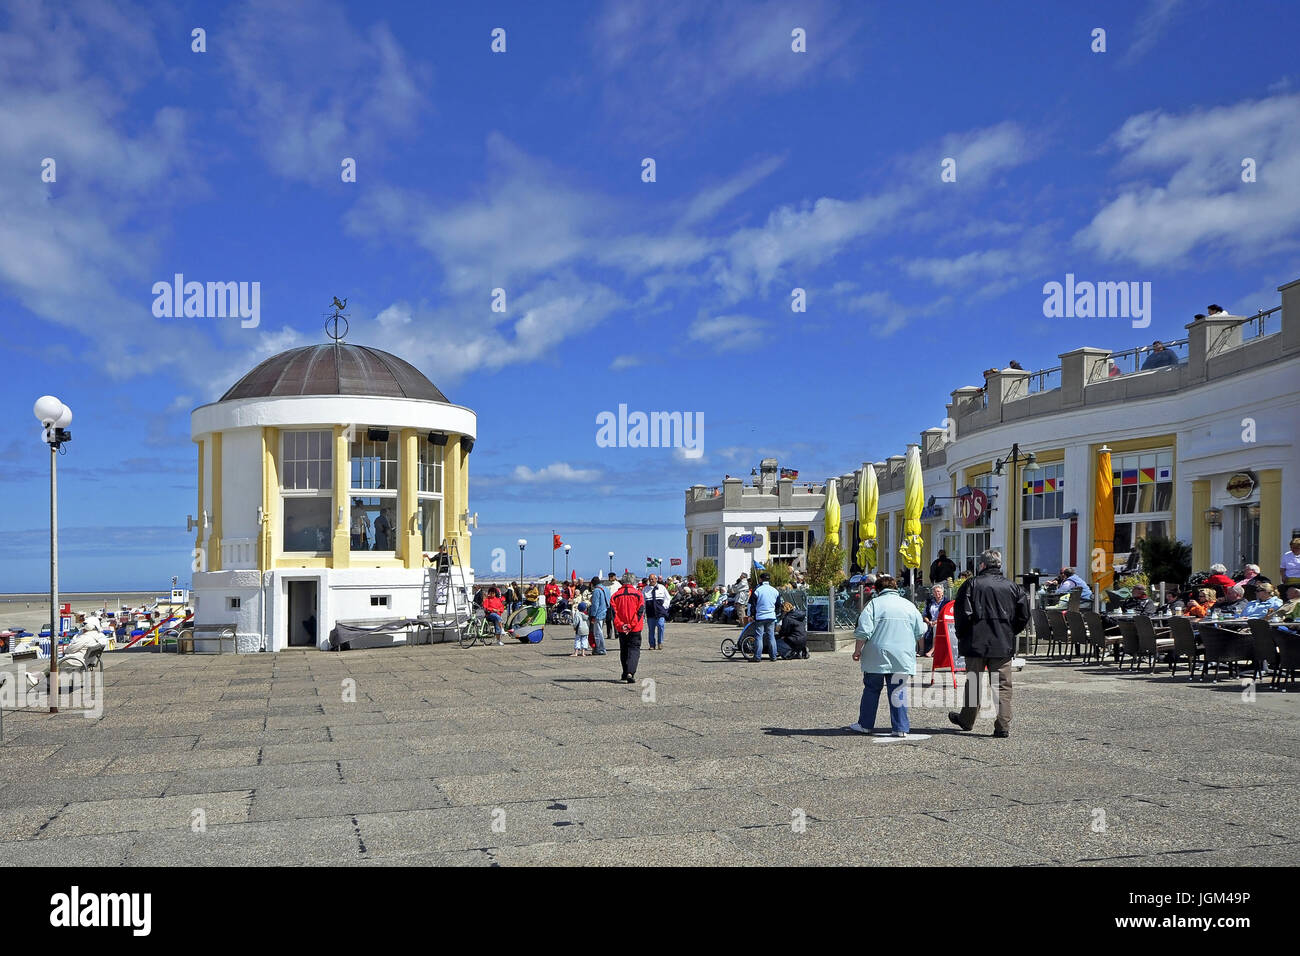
<box><xmin>259</xmin><ymin>427</ymin><xmax>279</xmax><ymax>572</ymax></box>
<box><xmin>400</xmin><ymin>429</ymin><xmax>420</xmax><ymax>569</ymax></box>
<box><xmin>1259</xmin><ymin>469</ymin><xmax>1282</xmax><ymax>575</ymax></box>
<box><xmin>330</xmin><ymin>426</ymin><xmax>351</xmax><ymax>569</ymax></box>
<box><xmin>1191</xmin><ymin>479</ymin><xmax>1210</xmax><ymax>570</ymax></box>
<box><xmin>195</xmin><ymin>440</ymin><xmax>205</xmax><ymax>567</ymax></box>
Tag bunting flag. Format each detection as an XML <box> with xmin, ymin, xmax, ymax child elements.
<box><xmin>1023</xmin><ymin>477</ymin><xmax>1063</xmax><ymax>494</ymax></box>
<box><xmin>553</xmin><ymin>534</ymin><xmax>563</xmax><ymax>550</ymax></box>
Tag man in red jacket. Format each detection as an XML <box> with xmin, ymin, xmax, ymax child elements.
<box><xmin>610</xmin><ymin>572</ymin><xmax>646</xmax><ymax>684</ymax></box>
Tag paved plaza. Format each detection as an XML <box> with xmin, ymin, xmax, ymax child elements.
<box><xmin>1</xmin><ymin>622</ymin><xmax>1298</xmax><ymax>866</ymax></box>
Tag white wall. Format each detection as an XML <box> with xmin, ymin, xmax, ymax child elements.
<box><xmin>220</xmin><ymin>427</ymin><xmax>263</xmax><ymax>542</ymax></box>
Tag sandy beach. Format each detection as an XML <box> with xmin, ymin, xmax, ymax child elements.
<box><xmin>0</xmin><ymin>592</ymin><xmax>162</xmax><ymax>634</ymax></box>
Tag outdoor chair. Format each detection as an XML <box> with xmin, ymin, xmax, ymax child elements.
<box><xmin>1031</xmin><ymin>607</ymin><xmax>1051</xmax><ymax>655</ymax></box>
<box><xmin>1247</xmin><ymin>619</ymin><xmax>1282</xmax><ymax>686</ymax></box>
<box><xmin>1065</xmin><ymin>611</ymin><xmax>1090</xmax><ymax>663</ymax></box>
<box><xmin>1274</xmin><ymin>630</ymin><xmax>1300</xmax><ymax>691</ymax></box>
<box><xmin>1045</xmin><ymin>610</ymin><xmax>1071</xmax><ymax>658</ymax></box>
<box><xmin>1166</xmin><ymin>616</ymin><xmax>1201</xmax><ymax>679</ymax></box>
<box><xmin>1083</xmin><ymin>610</ymin><xmax>1122</xmax><ymax>663</ymax></box>
<box><xmin>1132</xmin><ymin>615</ymin><xmax>1174</xmax><ymax>673</ymax></box>
<box><xmin>1198</xmin><ymin>625</ymin><xmax>1254</xmax><ymax>682</ymax></box>
<box><xmin>1116</xmin><ymin>618</ymin><xmax>1140</xmax><ymax>670</ymax></box>
<box><xmin>1067</xmin><ymin>589</ymin><xmax>1081</xmax><ymax>612</ymax></box>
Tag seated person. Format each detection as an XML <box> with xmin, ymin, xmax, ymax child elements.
<box><xmin>1054</xmin><ymin>567</ymin><xmax>1093</xmax><ymax>603</ymax></box>
<box><xmin>482</xmin><ymin>588</ymin><xmax>506</xmax><ymax>643</ymax></box>
<box><xmin>1141</xmin><ymin>340</ymin><xmax>1179</xmax><ymax>370</ymax></box>
<box><xmin>1204</xmin><ymin>564</ymin><xmax>1236</xmax><ymax>594</ymax></box>
<box><xmin>1182</xmin><ymin>587</ymin><xmax>1217</xmax><ymax>618</ymax></box>
<box><xmin>1213</xmin><ymin>584</ymin><xmax>1247</xmax><ymax>617</ymax></box>
<box><xmin>1120</xmin><ymin>584</ymin><xmax>1157</xmax><ymax>616</ymax></box>
<box><xmin>775</xmin><ymin>602</ymin><xmax>809</xmax><ymax>659</ymax></box>
<box><xmin>1269</xmin><ymin>587</ymin><xmax>1300</xmax><ymax>623</ymax></box>
<box><xmin>1242</xmin><ymin>583</ymin><xmax>1282</xmax><ymax>619</ymax></box>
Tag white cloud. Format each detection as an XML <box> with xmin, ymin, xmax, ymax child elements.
<box><xmin>610</xmin><ymin>355</ymin><xmax>642</xmax><ymax>370</ymax></box>
<box><xmin>1077</xmin><ymin>93</ymin><xmax>1300</xmax><ymax>267</ymax></box>
<box><xmin>514</xmin><ymin>463</ymin><xmax>603</xmax><ymax>483</ymax></box>
<box><xmin>678</xmin><ymin>155</ymin><xmax>786</xmax><ymax>226</ymax></box>
<box><xmin>220</xmin><ymin>0</ymin><xmax>431</xmax><ymax>181</ymax></box>
<box><xmin>689</xmin><ymin>314</ymin><xmax>764</xmax><ymax>341</ymax></box>
<box><xmin>1124</xmin><ymin>0</ymin><xmax>1186</xmax><ymax>64</ymax></box>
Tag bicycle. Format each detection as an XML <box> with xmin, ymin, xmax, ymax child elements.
<box><xmin>546</xmin><ymin>605</ymin><xmax>573</xmax><ymax>625</ymax></box>
<box><xmin>460</xmin><ymin>610</ymin><xmax>500</xmax><ymax>648</ymax></box>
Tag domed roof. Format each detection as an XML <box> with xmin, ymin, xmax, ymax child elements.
<box><xmin>220</xmin><ymin>344</ymin><xmax>448</xmax><ymax>403</ymax></box>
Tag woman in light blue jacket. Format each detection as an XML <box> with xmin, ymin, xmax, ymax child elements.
<box><xmin>850</xmin><ymin>575</ymin><xmax>925</xmax><ymax>737</ymax></box>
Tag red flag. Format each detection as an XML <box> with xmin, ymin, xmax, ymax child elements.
<box><xmin>553</xmin><ymin>534</ymin><xmax>563</xmax><ymax>550</ymax></box>
<box><xmin>670</xmin><ymin>558</ymin><xmax>682</xmax><ymax>566</ymax></box>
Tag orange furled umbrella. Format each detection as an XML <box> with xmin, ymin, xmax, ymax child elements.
<box><xmin>1094</xmin><ymin>447</ymin><xmax>1114</xmax><ymax>593</ymax></box>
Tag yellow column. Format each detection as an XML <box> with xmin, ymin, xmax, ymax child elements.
<box><xmin>401</xmin><ymin>429</ymin><xmax>421</xmax><ymax>568</ymax></box>
<box><xmin>331</xmin><ymin>426</ymin><xmax>351</xmax><ymax>569</ymax></box>
<box><xmin>1259</xmin><ymin>469</ymin><xmax>1282</xmax><ymax>575</ymax></box>
<box><xmin>195</xmin><ymin>440</ymin><xmax>205</xmax><ymax>567</ymax></box>
<box><xmin>208</xmin><ymin>432</ymin><xmax>223</xmax><ymax>571</ymax></box>
<box><xmin>260</xmin><ymin>427</ymin><xmax>279</xmax><ymax>572</ymax></box>
<box><xmin>1191</xmin><ymin>479</ymin><xmax>1210</xmax><ymax>570</ymax></box>
<box><xmin>445</xmin><ymin>438</ymin><xmax>470</xmax><ymax>566</ymax></box>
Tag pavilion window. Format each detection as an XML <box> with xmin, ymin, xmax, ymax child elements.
<box><xmin>281</xmin><ymin>430</ymin><xmax>333</xmax><ymax>554</ymax></box>
<box><xmin>1111</xmin><ymin>450</ymin><xmax>1173</xmax><ymax>561</ymax></box>
<box><xmin>349</xmin><ymin>429</ymin><xmax>399</xmax><ymax>553</ymax></box>
<box><xmin>417</xmin><ymin>438</ymin><xmax>444</xmax><ymax>553</ymax></box>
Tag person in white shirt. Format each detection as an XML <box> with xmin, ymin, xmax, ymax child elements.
<box><xmin>643</xmin><ymin>574</ymin><xmax>672</xmax><ymax>650</ymax></box>
<box><xmin>1281</xmin><ymin>537</ymin><xmax>1300</xmax><ymax>587</ymax></box>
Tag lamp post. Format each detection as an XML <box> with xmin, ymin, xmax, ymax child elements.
<box><xmin>564</xmin><ymin>544</ymin><xmax>571</xmax><ymax>582</ymax></box>
<box><xmin>34</xmin><ymin>396</ymin><xmax>72</xmax><ymax>713</ymax></box>
<box><xmin>517</xmin><ymin>539</ymin><xmax>527</xmax><ymax>608</ymax></box>
<box><xmin>608</xmin><ymin>551</ymin><xmax>615</xmax><ymax>575</ymax></box>
<box><xmin>992</xmin><ymin>444</ymin><xmax>1038</xmax><ymax>583</ymax></box>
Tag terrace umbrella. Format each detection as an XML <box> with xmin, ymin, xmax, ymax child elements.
<box><xmin>899</xmin><ymin>445</ymin><xmax>924</xmax><ymax>572</ymax></box>
<box><xmin>857</xmin><ymin>465</ymin><xmax>878</xmax><ymax>571</ymax></box>
<box><xmin>824</xmin><ymin>478</ymin><xmax>841</xmax><ymax>549</ymax></box>
<box><xmin>1094</xmin><ymin>447</ymin><xmax>1115</xmax><ymax>594</ymax></box>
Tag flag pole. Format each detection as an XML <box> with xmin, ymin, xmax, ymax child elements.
<box><xmin>552</xmin><ymin>529</ymin><xmax>556</xmax><ymax>581</ymax></box>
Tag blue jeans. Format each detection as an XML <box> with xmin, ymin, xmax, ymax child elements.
<box><xmin>647</xmin><ymin>616</ymin><xmax>666</xmax><ymax>648</ymax></box>
<box><xmin>590</xmin><ymin>617</ymin><xmax>607</xmax><ymax>654</ymax></box>
<box><xmin>752</xmin><ymin>619</ymin><xmax>777</xmax><ymax>660</ymax></box>
<box><xmin>858</xmin><ymin>673</ymin><xmax>910</xmax><ymax>734</ymax></box>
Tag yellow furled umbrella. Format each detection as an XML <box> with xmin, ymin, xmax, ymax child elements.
<box><xmin>824</xmin><ymin>478</ymin><xmax>841</xmax><ymax>548</ymax></box>
<box><xmin>1094</xmin><ymin>447</ymin><xmax>1114</xmax><ymax>593</ymax></box>
<box><xmin>899</xmin><ymin>445</ymin><xmax>924</xmax><ymax>569</ymax></box>
<box><xmin>857</xmin><ymin>465</ymin><xmax>878</xmax><ymax>571</ymax></box>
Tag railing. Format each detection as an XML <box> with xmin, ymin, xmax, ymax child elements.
<box><xmin>1088</xmin><ymin>338</ymin><xmax>1190</xmax><ymax>382</ymax></box>
<box><xmin>1209</xmin><ymin>305</ymin><xmax>1281</xmax><ymax>354</ymax></box>
<box><xmin>1027</xmin><ymin>366</ymin><xmax>1061</xmax><ymax>394</ymax></box>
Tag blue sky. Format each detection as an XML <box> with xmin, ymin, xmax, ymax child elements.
<box><xmin>2</xmin><ymin>0</ymin><xmax>1298</xmax><ymax>590</ymax></box>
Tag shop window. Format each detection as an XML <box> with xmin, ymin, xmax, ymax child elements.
<box><xmin>703</xmin><ymin>533</ymin><xmax>719</xmax><ymax>559</ymax></box>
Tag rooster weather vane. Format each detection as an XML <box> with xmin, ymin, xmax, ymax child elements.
<box><xmin>325</xmin><ymin>296</ymin><xmax>349</xmax><ymax>342</ymax></box>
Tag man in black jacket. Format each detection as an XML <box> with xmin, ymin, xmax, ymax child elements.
<box><xmin>929</xmin><ymin>550</ymin><xmax>957</xmax><ymax>585</ymax></box>
<box><xmin>948</xmin><ymin>549</ymin><xmax>1029</xmax><ymax>738</ymax></box>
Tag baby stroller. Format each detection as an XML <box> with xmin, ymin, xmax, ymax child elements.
<box><xmin>720</xmin><ymin>622</ymin><xmax>757</xmax><ymax>659</ymax></box>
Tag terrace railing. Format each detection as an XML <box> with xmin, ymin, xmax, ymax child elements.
<box><xmin>1089</xmin><ymin>338</ymin><xmax>1190</xmax><ymax>382</ymax></box>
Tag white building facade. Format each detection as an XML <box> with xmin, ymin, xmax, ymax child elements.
<box><xmin>687</xmin><ymin>279</ymin><xmax>1300</xmax><ymax>588</ymax></box>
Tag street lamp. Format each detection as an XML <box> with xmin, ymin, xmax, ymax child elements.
<box><xmin>992</xmin><ymin>444</ymin><xmax>1038</xmax><ymax>583</ymax></box>
<box><xmin>34</xmin><ymin>395</ymin><xmax>72</xmax><ymax>713</ymax></box>
<box><xmin>564</xmin><ymin>543</ymin><xmax>571</xmax><ymax>582</ymax></box>
<box><xmin>608</xmin><ymin>551</ymin><xmax>615</xmax><ymax>575</ymax></box>
<box><xmin>517</xmin><ymin>539</ymin><xmax>527</xmax><ymax>607</ymax></box>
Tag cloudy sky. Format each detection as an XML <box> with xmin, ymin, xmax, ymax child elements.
<box><xmin>1</xmin><ymin>0</ymin><xmax>1298</xmax><ymax>589</ymax></box>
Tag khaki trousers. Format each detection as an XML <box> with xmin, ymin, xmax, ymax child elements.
<box><xmin>957</xmin><ymin>655</ymin><xmax>1013</xmax><ymax>733</ymax></box>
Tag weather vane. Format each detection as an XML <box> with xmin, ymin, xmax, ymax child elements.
<box><xmin>325</xmin><ymin>296</ymin><xmax>349</xmax><ymax>342</ymax></box>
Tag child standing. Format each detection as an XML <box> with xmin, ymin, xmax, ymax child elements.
<box><xmin>571</xmin><ymin>601</ymin><xmax>590</xmax><ymax>657</ymax></box>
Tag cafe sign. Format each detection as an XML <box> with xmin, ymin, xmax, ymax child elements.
<box><xmin>728</xmin><ymin>532</ymin><xmax>764</xmax><ymax>549</ymax></box>
<box><xmin>1226</xmin><ymin>472</ymin><xmax>1256</xmax><ymax>499</ymax></box>
<box><xmin>956</xmin><ymin>488</ymin><xmax>989</xmax><ymax>528</ymax></box>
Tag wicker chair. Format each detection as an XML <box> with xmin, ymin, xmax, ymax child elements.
<box><xmin>1275</xmin><ymin>629</ymin><xmax>1300</xmax><ymax>690</ymax></box>
<box><xmin>1046</xmin><ymin>609</ymin><xmax>1071</xmax><ymax>659</ymax></box>
<box><xmin>1166</xmin><ymin>616</ymin><xmax>1201</xmax><ymax>679</ymax></box>
<box><xmin>1199</xmin><ymin>625</ymin><xmax>1254</xmax><ymax>682</ymax></box>
<box><xmin>1116</xmin><ymin>618</ymin><xmax>1140</xmax><ymax>670</ymax></box>
<box><xmin>1065</xmin><ymin>611</ymin><xmax>1090</xmax><ymax>663</ymax></box>
<box><xmin>1031</xmin><ymin>607</ymin><xmax>1051</xmax><ymax>656</ymax></box>
<box><xmin>1247</xmin><ymin>619</ymin><xmax>1282</xmax><ymax>686</ymax></box>
<box><xmin>1083</xmin><ymin>610</ymin><xmax>1121</xmax><ymax>663</ymax></box>
<box><xmin>1132</xmin><ymin>615</ymin><xmax>1174</xmax><ymax>673</ymax></box>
